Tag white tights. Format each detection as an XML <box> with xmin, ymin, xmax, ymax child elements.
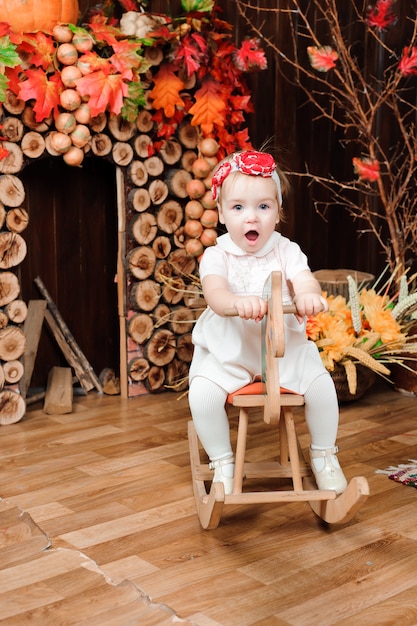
<box><xmin>188</xmin><ymin>373</ymin><xmax>339</xmax><ymax>462</ymax></box>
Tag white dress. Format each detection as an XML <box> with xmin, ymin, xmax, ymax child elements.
<box><xmin>189</xmin><ymin>231</ymin><xmax>327</xmax><ymax>394</ymax></box>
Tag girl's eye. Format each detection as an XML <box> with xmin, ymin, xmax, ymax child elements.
<box><xmin>232</xmin><ymin>204</ymin><xmax>244</xmax><ymax>211</ymax></box>
<box><xmin>259</xmin><ymin>203</ymin><xmax>269</xmax><ymax>210</ymax></box>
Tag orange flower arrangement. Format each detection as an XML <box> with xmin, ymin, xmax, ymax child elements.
<box><xmin>306</xmin><ymin>270</ymin><xmax>417</xmax><ymax>394</ymax></box>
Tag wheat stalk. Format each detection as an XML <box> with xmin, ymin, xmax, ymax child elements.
<box><xmin>344</xmin><ymin>346</ymin><xmax>391</xmax><ymax>375</ymax></box>
<box><xmin>355</xmin><ymin>332</ymin><xmax>381</xmax><ymax>352</ymax></box>
<box><xmin>347</xmin><ymin>275</ymin><xmax>362</xmax><ymax>333</ymax></box>
<box><xmin>343</xmin><ymin>358</ymin><xmax>357</xmax><ymax>394</ymax></box>
<box><xmin>391</xmin><ymin>293</ymin><xmax>417</xmax><ymax>320</ymax></box>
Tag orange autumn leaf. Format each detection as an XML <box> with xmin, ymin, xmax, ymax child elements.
<box><xmin>150</xmin><ymin>64</ymin><xmax>185</xmax><ymax>118</ymax></box>
<box><xmin>189</xmin><ymin>78</ymin><xmax>226</xmax><ymax>133</ymax></box>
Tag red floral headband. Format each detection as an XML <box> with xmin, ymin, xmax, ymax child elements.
<box><xmin>211</xmin><ymin>151</ymin><xmax>282</xmax><ymax>205</ymax></box>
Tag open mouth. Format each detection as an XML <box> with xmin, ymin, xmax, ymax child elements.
<box><xmin>245</xmin><ymin>230</ymin><xmax>259</xmax><ymax>242</ymax></box>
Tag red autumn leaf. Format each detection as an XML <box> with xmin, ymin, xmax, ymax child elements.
<box><xmin>188</xmin><ymin>78</ymin><xmax>226</xmax><ymax>133</ymax></box>
<box><xmin>398</xmin><ymin>47</ymin><xmax>417</xmax><ymax>77</ymax></box>
<box><xmin>0</xmin><ymin>144</ymin><xmax>9</xmax><ymax>161</ymax></box>
<box><xmin>1</xmin><ymin>24</ymin><xmax>23</xmax><ymax>46</ymax></box>
<box><xmin>88</xmin><ymin>15</ymin><xmax>120</xmax><ymax>46</ymax></box>
<box><xmin>5</xmin><ymin>66</ymin><xmax>22</xmax><ymax>95</ymax></box>
<box><xmin>173</xmin><ymin>33</ymin><xmax>208</xmax><ymax>78</ymax></box>
<box><xmin>118</xmin><ymin>0</ymin><xmax>140</xmax><ymax>11</ymax></box>
<box><xmin>352</xmin><ymin>157</ymin><xmax>380</xmax><ymax>182</ymax></box>
<box><xmin>145</xmin><ymin>25</ymin><xmax>177</xmax><ymax>43</ymax></box>
<box><xmin>366</xmin><ymin>0</ymin><xmax>397</xmax><ymax>31</ymax></box>
<box><xmin>0</xmin><ymin>22</ymin><xmax>11</xmax><ymax>37</ymax></box>
<box><xmin>234</xmin><ymin>38</ymin><xmax>267</xmax><ymax>71</ymax></box>
<box><xmin>75</xmin><ymin>70</ymin><xmax>129</xmax><ymax>116</ymax></box>
<box><xmin>234</xmin><ymin>128</ymin><xmax>252</xmax><ymax>150</ymax></box>
<box><xmin>152</xmin><ymin>107</ymin><xmax>185</xmax><ymax>139</ymax></box>
<box><xmin>212</xmin><ymin>36</ymin><xmax>235</xmax><ymax>60</ymax></box>
<box><xmin>229</xmin><ymin>94</ymin><xmax>253</xmax><ymax>114</ymax></box>
<box><xmin>18</xmin><ymin>32</ymin><xmax>55</xmax><ymax>71</ymax></box>
<box><xmin>150</xmin><ymin>64</ymin><xmax>185</xmax><ymax>118</ymax></box>
<box><xmin>229</xmin><ymin>108</ymin><xmax>246</xmax><ymax>126</ymax></box>
<box><xmin>17</xmin><ymin>69</ymin><xmax>61</xmax><ymax>121</ymax></box>
<box><xmin>307</xmin><ymin>45</ymin><xmax>339</xmax><ymax>72</ymax></box>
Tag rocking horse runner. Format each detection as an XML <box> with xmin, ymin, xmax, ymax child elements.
<box><xmin>187</xmin><ymin>150</ymin><xmax>369</xmax><ymax>528</ymax></box>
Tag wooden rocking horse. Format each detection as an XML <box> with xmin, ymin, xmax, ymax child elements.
<box><xmin>188</xmin><ymin>271</ymin><xmax>369</xmax><ymax>530</ymax></box>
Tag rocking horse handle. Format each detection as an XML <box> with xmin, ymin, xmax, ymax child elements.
<box><xmin>224</xmin><ymin>303</ymin><xmax>298</xmax><ymax>317</ymax></box>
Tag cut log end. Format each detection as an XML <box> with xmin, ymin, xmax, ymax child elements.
<box><xmin>0</xmin><ymin>389</ymin><xmax>26</xmax><ymax>425</ymax></box>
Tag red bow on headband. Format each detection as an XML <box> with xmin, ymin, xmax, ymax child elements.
<box><xmin>212</xmin><ymin>151</ymin><xmax>277</xmax><ymax>201</ymax></box>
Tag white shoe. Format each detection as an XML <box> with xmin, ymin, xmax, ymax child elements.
<box><xmin>209</xmin><ymin>456</ymin><xmax>235</xmax><ymax>495</ymax></box>
<box><xmin>309</xmin><ymin>446</ymin><xmax>348</xmax><ymax>495</ymax></box>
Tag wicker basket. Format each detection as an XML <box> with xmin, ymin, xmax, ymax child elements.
<box><xmin>330</xmin><ymin>363</ymin><xmax>376</xmax><ymax>403</ymax></box>
<box><xmin>313</xmin><ymin>269</ymin><xmax>374</xmax><ymax>301</ymax></box>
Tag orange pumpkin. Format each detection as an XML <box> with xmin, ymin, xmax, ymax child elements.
<box><xmin>0</xmin><ymin>0</ymin><xmax>79</xmax><ymax>33</ymax></box>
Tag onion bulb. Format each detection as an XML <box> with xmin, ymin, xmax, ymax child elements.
<box><xmin>61</xmin><ymin>65</ymin><xmax>82</xmax><ymax>88</ymax></box>
<box><xmin>199</xmin><ymin>137</ymin><xmax>219</xmax><ymax>157</ymax></box>
<box><xmin>57</xmin><ymin>43</ymin><xmax>78</xmax><ymax>66</ymax></box>
<box><xmin>55</xmin><ymin>112</ymin><xmax>76</xmax><ymax>134</ymax></box>
<box><xmin>52</xmin><ymin>24</ymin><xmax>73</xmax><ymax>43</ymax></box>
<box><xmin>203</xmin><ymin>173</ymin><xmax>213</xmax><ymax>190</ymax></box>
<box><xmin>200</xmin><ymin>209</ymin><xmax>219</xmax><ymax>228</ymax></box>
<box><xmin>63</xmin><ymin>145</ymin><xmax>85</xmax><ymax>167</ymax></box>
<box><xmin>70</xmin><ymin>124</ymin><xmax>91</xmax><ymax>148</ymax></box>
<box><xmin>204</xmin><ymin>155</ymin><xmax>218</xmax><ymax>169</ymax></box>
<box><xmin>185</xmin><ymin>200</ymin><xmax>204</xmax><ymax>220</ymax></box>
<box><xmin>185</xmin><ymin>238</ymin><xmax>204</xmax><ymax>257</ymax></box>
<box><xmin>201</xmin><ymin>190</ymin><xmax>217</xmax><ymax>210</ymax></box>
<box><xmin>191</xmin><ymin>157</ymin><xmax>212</xmax><ymax>179</ymax></box>
<box><xmin>200</xmin><ymin>228</ymin><xmax>218</xmax><ymax>247</ymax></box>
<box><xmin>60</xmin><ymin>88</ymin><xmax>82</xmax><ymax>111</ymax></box>
<box><xmin>184</xmin><ymin>219</ymin><xmax>204</xmax><ymax>238</ymax></box>
<box><xmin>185</xmin><ymin>178</ymin><xmax>206</xmax><ymax>199</ymax></box>
<box><xmin>72</xmin><ymin>33</ymin><xmax>94</xmax><ymax>53</ymax></box>
<box><xmin>49</xmin><ymin>131</ymin><xmax>72</xmax><ymax>154</ymax></box>
<box><xmin>74</xmin><ymin>103</ymin><xmax>91</xmax><ymax>124</ymax></box>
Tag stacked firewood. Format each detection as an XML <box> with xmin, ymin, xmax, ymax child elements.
<box><xmin>0</xmin><ymin>169</ymin><xmax>28</xmax><ymax>423</ymax></box>
<box><xmin>0</xmin><ymin>97</ymin><xmax>223</xmax><ymax>405</ymax></box>
<box><xmin>126</xmin><ymin>126</ymin><xmax>220</xmax><ymax>394</ymax></box>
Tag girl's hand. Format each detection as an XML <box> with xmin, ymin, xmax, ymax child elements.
<box><xmin>233</xmin><ymin>296</ymin><xmax>268</xmax><ymax>322</ymax></box>
<box><xmin>293</xmin><ymin>292</ymin><xmax>328</xmax><ymax>323</ymax></box>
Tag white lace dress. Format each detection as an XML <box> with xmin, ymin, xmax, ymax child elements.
<box><xmin>189</xmin><ymin>231</ymin><xmax>327</xmax><ymax>394</ymax></box>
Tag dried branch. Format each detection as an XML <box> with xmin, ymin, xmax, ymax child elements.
<box><xmin>234</xmin><ymin>0</ymin><xmax>417</xmax><ymax>274</ymax></box>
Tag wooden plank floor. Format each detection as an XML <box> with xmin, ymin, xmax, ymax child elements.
<box><xmin>1</xmin><ymin>381</ymin><xmax>417</xmax><ymax>625</ymax></box>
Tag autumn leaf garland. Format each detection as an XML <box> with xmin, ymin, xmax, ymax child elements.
<box><xmin>0</xmin><ymin>2</ymin><xmax>267</xmax><ymax>156</ymax></box>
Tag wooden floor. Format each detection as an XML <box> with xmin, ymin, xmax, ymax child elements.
<box><xmin>1</xmin><ymin>380</ymin><xmax>417</xmax><ymax>625</ymax></box>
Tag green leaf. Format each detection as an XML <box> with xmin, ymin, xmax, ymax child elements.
<box><xmin>0</xmin><ymin>37</ymin><xmax>21</xmax><ymax>69</ymax></box>
<box><xmin>181</xmin><ymin>0</ymin><xmax>214</xmax><ymax>13</ymax></box>
<box><xmin>121</xmin><ymin>80</ymin><xmax>146</xmax><ymax>122</ymax></box>
<box><xmin>0</xmin><ymin>73</ymin><xmax>9</xmax><ymax>102</ymax></box>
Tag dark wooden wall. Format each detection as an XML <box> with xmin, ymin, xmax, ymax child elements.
<box><xmin>19</xmin><ymin>158</ymin><xmax>119</xmax><ymax>388</ymax></box>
